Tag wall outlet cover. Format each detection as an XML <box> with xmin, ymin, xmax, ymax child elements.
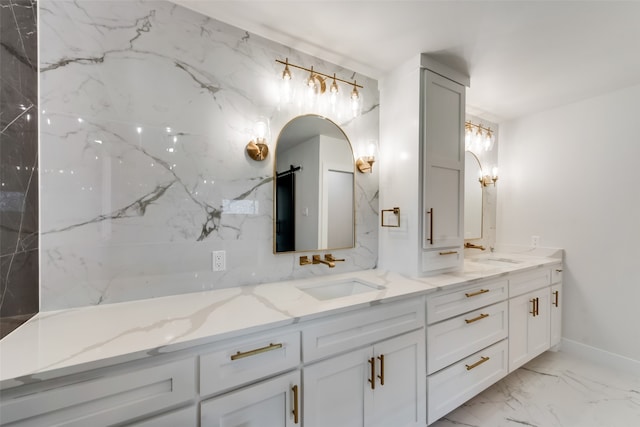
<box><xmin>212</xmin><ymin>251</ymin><xmax>226</xmax><ymax>271</ymax></box>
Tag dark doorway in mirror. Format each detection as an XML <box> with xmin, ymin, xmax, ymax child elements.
<box><xmin>275</xmin><ymin>165</ymin><xmax>300</xmax><ymax>252</ymax></box>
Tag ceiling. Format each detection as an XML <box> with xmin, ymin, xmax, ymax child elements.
<box><xmin>174</xmin><ymin>1</ymin><xmax>640</xmax><ymax>122</ymax></box>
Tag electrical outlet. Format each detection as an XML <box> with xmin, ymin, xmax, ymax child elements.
<box><xmin>212</xmin><ymin>250</ymin><xmax>226</xmax><ymax>271</ymax></box>
<box><xmin>531</xmin><ymin>235</ymin><xmax>540</xmax><ymax>248</ymax></box>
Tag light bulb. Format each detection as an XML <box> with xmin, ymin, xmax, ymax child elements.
<box><xmin>282</xmin><ymin>58</ymin><xmax>292</xmax><ymax>80</ymax></box>
<box><xmin>330</xmin><ymin>74</ymin><xmax>339</xmax><ymax>94</ymax></box>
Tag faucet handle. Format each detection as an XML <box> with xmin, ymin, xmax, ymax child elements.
<box><xmin>300</xmin><ymin>255</ymin><xmax>313</xmax><ymax>266</ymax></box>
<box><xmin>325</xmin><ymin>254</ymin><xmax>345</xmax><ymax>262</ymax></box>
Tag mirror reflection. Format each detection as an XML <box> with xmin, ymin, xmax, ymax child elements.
<box><xmin>464</xmin><ymin>151</ymin><xmax>483</xmax><ymax>239</ymax></box>
<box><xmin>274</xmin><ymin>115</ymin><xmax>355</xmax><ymax>253</ymax></box>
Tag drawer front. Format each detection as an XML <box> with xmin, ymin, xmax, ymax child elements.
<box><xmin>509</xmin><ymin>268</ymin><xmax>551</xmax><ymax>297</ymax></box>
<box><xmin>426</xmin><ymin>279</ymin><xmax>508</xmax><ymax>324</ymax></box>
<box><xmin>200</xmin><ymin>330</ymin><xmax>300</xmax><ymax>397</ymax></box>
<box><xmin>427</xmin><ymin>301</ymin><xmax>508</xmax><ymax>374</ymax></box>
<box><xmin>422</xmin><ymin>248</ymin><xmax>462</xmax><ymax>272</ymax></box>
<box><xmin>128</xmin><ymin>405</ymin><xmax>197</xmax><ymax>427</ymax></box>
<box><xmin>0</xmin><ymin>358</ymin><xmax>195</xmax><ymax>426</ymax></box>
<box><xmin>427</xmin><ymin>339</ymin><xmax>508</xmax><ymax>425</ymax></box>
<box><xmin>551</xmin><ymin>264</ymin><xmax>563</xmax><ymax>284</ymax></box>
<box><xmin>302</xmin><ymin>299</ymin><xmax>424</xmax><ymax>363</ymax></box>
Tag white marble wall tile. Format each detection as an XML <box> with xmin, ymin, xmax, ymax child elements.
<box><xmin>40</xmin><ymin>0</ymin><xmax>379</xmax><ymax>310</ymax></box>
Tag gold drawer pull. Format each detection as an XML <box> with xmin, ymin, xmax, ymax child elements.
<box><xmin>465</xmin><ymin>313</ymin><xmax>489</xmax><ymax>324</ymax></box>
<box><xmin>377</xmin><ymin>354</ymin><xmax>385</xmax><ymax>386</ymax></box>
<box><xmin>466</xmin><ymin>356</ymin><xmax>490</xmax><ymax>371</ymax></box>
<box><xmin>439</xmin><ymin>251</ymin><xmax>458</xmax><ymax>255</ymax></box>
<box><xmin>291</xmin><ymin>385</ymin><xmax>299</xmax><ymax>424</ymax></box>
<box><xmin>368</xmin><ymin>357</ymin><xmax>376</xmax><ymax>390</ymax></box>
<box><xmin>465</xmin><ymin>288</ymin><xmax>489</xmax><ymax>298</ymax></box>
<box><xmin>230</xmin><ymin>343</ymin><xmax>283</xmax><ymax>361</ymax></box>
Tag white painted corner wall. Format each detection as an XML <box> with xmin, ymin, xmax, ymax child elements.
<box><xmin>497</xmin><ymin>84</ymin><xmax>640</xmax><ymax>363</ymax></box>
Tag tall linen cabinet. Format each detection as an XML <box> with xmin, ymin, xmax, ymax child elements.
<box><xmin>379</xmin><ymin>54</ymin><xmax>469</xmax><ymax>276</ymax></box>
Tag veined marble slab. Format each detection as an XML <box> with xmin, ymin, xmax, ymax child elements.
<box><xmin>39</xmin><ymin>0</ymin><xmax>380</xmax><ymax>310</ymax></box>
<box><xmin>0</xmin><ymin>252</ymin><xmax>561</xmax><ymax>388</ymax></box>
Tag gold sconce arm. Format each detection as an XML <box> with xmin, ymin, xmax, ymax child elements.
<box><xmin>356</xmin><ymin>156</ymin><xmax>375</xmax><ymax>173</ymax></box>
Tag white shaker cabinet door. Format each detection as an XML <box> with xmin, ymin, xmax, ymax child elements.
<box><xmin>303</xmin><ymin>347</ymin><xmax>370</xmax><ymax>427</ymax></box>
<box><xmin>200</xmin><ymin>370</ymin><xmax>300</xmax><ymax>427</ymax></box>
<box><xmin>509</xmin><ymin>287</ymin><xmax>551</xmax><ymax>372</ymax></box>
<box><xmin>369</xmin><ymin>330</ymin><xmax>426</xmax><ymax>427</ymax></box>
<box><xmin>550</xmin><ymin>283</ymin><xmax>563</xmax><ymax>347</ymax></box>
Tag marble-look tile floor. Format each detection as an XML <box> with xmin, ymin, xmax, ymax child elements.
<box><xmin>431</xmin><ymin>351</ymin><xmax>640</xmax><ymax>427</ymax></box>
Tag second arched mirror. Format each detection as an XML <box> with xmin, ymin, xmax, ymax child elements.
<box><xmin>464</xmin><ymin>151</ymin><xmax>483</xmax><ymax>239</ymax></box>
<box><xmin>274</xmin><ymin>115</ymin><xmax>355</xmax><ymax>253</ymax></box>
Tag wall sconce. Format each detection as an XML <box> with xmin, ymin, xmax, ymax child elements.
<box><xmin>465</xmin><ymin>121</ymin><xmax>495</xmax><ymax>152</ymax></box>
<box><xmin>246</xmin><ymin>118</ymin><xmax>270</xmax><ymax>161</ymax></box>
<box><xmin>276</xmin><ymin>58</ymin><xmax>364</xmax><ymax>116</ymax></box>
<box><xmin>479</xmin><ymin>166</ymin><xmax>499</xmax><ymax>186</ymax></box>
<box><xmin>356</xmin><ymin>140</ymin><xmax>377</xmax><ymax>173</ymax></box>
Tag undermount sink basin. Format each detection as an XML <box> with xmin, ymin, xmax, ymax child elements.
<box><xmin>297</xmin><ymin>279</ymin><xmax>385</xmax><ymax>301</ymax></box>
<box><xmin>472</xmin><ymin>257</ymin><xmax>523</xmax><ymax>266</ymax></box>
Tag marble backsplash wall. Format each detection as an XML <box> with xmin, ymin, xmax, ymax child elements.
<box><xmin>39</xmin><ymin>0</ymin><xmax>379</xmax><ymax>310</ymax></box>
<box><xmin>0</xmin><ymin>0</ymin><xmax>39</xmax><ymax>338</ymax></box>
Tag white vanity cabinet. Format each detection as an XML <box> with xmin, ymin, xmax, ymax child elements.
<box><xmin>200</xmin><ymin>370</ymin><xmax>301</xmax><ymax>427</ymax></box>
<box><xmin>304</xmin><ymin>330</ymin><xmax>425</xmax><ymax>427</ymax></box>
<box><xmin>379</xmin><ymin>54</ymin><xmax>468</xmax><ymax>277</ymax></box>
<box><xmin>508</xmin><ymin>268</ymin><xmax>553</xmax><ymax>372</ymax></box>
<box><xmin>303</xmin><ymin>299</ymin><xmax>426</xmax><ymax>427</ymax></box>
<box><xmin>425</xmin><ymin>278</ymin><xmax>509</xmax><ymax>424</ymax></box>
<box><xmin>198</xmin><ymin>329</ymin><xmax>302</xmax><ymax>426</ymax></box>
<box><xmin>420</xmin><ymin>67</ymin><xmax>466</xmax><ymax>274</ymax></box>
<box><xmin>0</xmin><ymin>357</ymin><xmax>196</xmax><ymax>426</ymax></box>
<box><xmin>550</xmin><ymin>266</ymin><xmax>563</xmax><ymax>347</ymax></box>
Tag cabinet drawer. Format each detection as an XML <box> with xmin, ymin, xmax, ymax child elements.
<box><xmin>421</xmin><ymin>248</ymin><xmax>462</xmax><ymax>272</ymax></box>
<box><xmin>427</xmin><ymin>339</ymin><xmax>508</xmax><ymax>425</ymax></box>
<box><xmin>200</xmin><ymin>330</ymin><xmax>300</xmax><ymax>397</ymax></box>
<box><xmin>426</xmin><ymin>279</ymin><xmax>508</xmax><ymax>324</ymax></box>
<box><xmin>128</xmin><ymin>405</ymin><xmax>197</xmax><ymax>426</ymax></box>
<box><xmin>509</xmin><ymin>268</ymin><xmax>551</xmax><ymax>297</ymax></box>
<box><xmin>427</xmin><ymin>301</ymin><xmax>508</xmax><ymax>374</ymax></box>
<box><xmin>0</xmin><ymin>358</ymin><xmax>195</xmax><ymax>426</ymax></box>
<box><xmin>302</xmin><ymin>299</ymin><xmax>424</xmax><ymax>362</ymax></box>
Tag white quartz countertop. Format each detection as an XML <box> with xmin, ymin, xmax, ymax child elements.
<box><xmin>0</xmin><ymin>251</ymin><xmax>561</xmax><ymax>388</ymax></box>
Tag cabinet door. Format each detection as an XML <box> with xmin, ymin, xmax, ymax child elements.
<box><xmin>200</xmin><ymin>370</ymin><xmax>300</xmax><ymax>427</ymax></box>
<box><xmin>369</xmin><ymin>330</ymin><xmax>426</xmax><ymax>427</ymax></box>
<box><xmin>508</xmin><ymin>288</ymin><xmax>551</xmax><ymax>372</ymax></box>
<box><xmin>303</xmin><ymin>347</ymin><xmax>370</xmax><ymax>427</ymax></box>
<box><xmin>422</xmin><ymin>70</ymin><xmax>465</xmax><ymax>252</ymax></box>
<box><xmin>550</xmin><ymin>283</ymin><xmax>562</xmax><ymax>347</ymax></box>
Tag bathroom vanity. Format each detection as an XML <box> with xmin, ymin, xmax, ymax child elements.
<box><xmin>0</xmin><ymin>252</ymin><xmax>562</xmax><ymax>426</ymax></box>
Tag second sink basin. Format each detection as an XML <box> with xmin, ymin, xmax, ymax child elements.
<box><xmin>298</xmin><ymin>279</ymin><xmax>385</xmax><ymax>301</ymax></box>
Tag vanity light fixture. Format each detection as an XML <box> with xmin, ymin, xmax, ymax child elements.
<box><xmin>246</xmin><ymin>118</ymin><xmax>271</xmax><ymax>161</ymax></box>
<box><xmin>276</xmin><ymin>58</ymin><xmax>363</xmax><ymax>115</ymax></box>
<box><xmin>465</xmin><ymin>121</ymin><xmax>495</xmax><ymax>152</ymax></box>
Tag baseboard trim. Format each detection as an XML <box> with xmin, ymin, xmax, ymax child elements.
<box><xmin>560</xmin><ymin>338</ymin><xmax>640</xmax><ymax>376</ymax></box>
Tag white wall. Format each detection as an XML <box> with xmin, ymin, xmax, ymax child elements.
<box><xmin>497</xmin><ymin>84</ymin><xmax>640</xmax><ymax>362</ymax></box>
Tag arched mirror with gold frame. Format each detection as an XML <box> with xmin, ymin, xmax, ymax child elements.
<box><xmin>274</xmin><ymin>115</ymin><xmax>355</xmax><ymax>253</ymax></box>
<box><xmin>464</xmin><ymin>151</ymin><xmax>483</xmax><ymax>239</ymax></box>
